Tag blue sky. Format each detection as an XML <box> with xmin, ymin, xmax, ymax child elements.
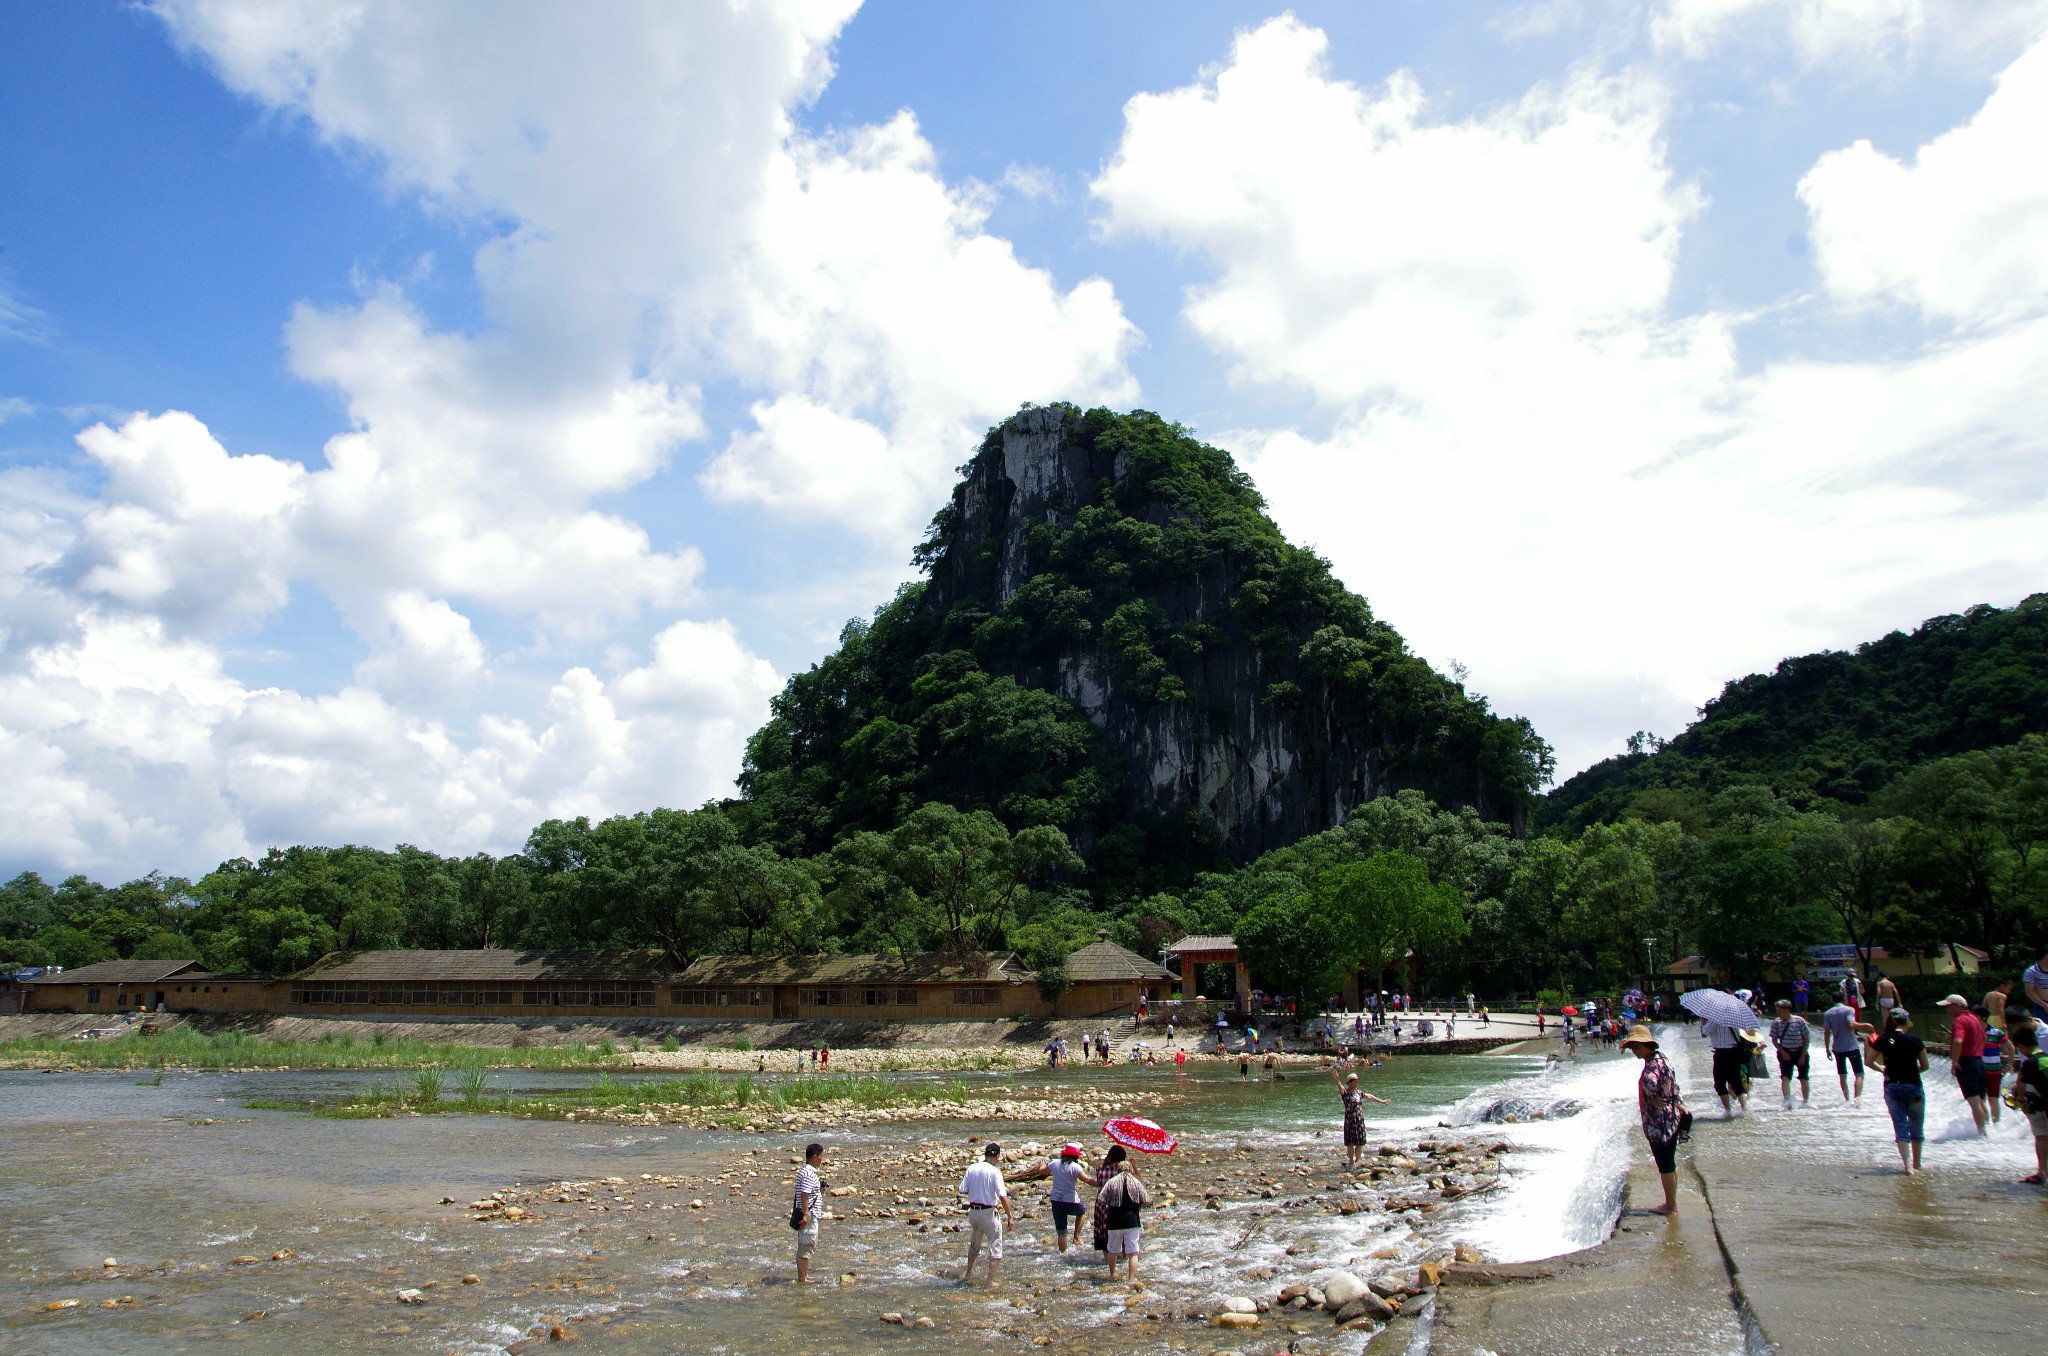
<box><xmin>4</xmin><ymin>0</ymin><xmax>2047</xmax><ymax>880</ymax></box>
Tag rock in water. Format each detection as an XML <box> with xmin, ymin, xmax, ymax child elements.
<box><xmin>1317</xmin><ymin>1272</ymin><xmax>1370</xmax><ymax>1311</ymax></box>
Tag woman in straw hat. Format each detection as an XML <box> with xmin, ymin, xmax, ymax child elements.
<box><xmin>1329</xmin><ymin>1060</ymin><xmax>1390</xmax><ymax>1168</ymax></box>
<box><xmin>1623</xmin><ymin>1024</ymin><xmax>1690</xmax><ymax>1216</ymax></box>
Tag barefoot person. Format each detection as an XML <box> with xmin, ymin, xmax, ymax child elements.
<box><xmin>1861</xmin><ymin>1010</ymin><xmax>1929</xmax><ymax>1176</ymax></box>
<box><xmin>1049</xmin><ymin>1143</ymin><xmax>1086</xmax><ymax>1252</ymax></box>
<box><xmin>957</xmin><ymin>1142</ymin><xmax>1012</xmax><ymax>1286</ymax></box>
<box><xmin>1331</xmin><ymin>1062</ymin><xmax>1389</xmax><ymax>1168</ymax></box>
<box><xmin>1769</xmin><ymin>999</ymin><xmax>1812</xmax><ymax>1109</ymax></box>
<box><xmin>1703</xmin><ymin>1007</ymin><xmax>1752</xmax><ymax>1119</ymax></box>
<box><xmin>1089</xmin><ymin>1144</ymin><xmax>1127</xmax><ymax>1251</ymax></box>
<box><xmin>1097</xmin><ymin>1154</ymin><xmax>1152</xmax><ymax>1281</ymax></box>
<box><xmin>1823</xmin><ymin>993</ymin><xmax>1865</xmax><ymax>1102</ymax></box>
<box><xmin>1938</xmin><ymin>994</ymin><xmax>1990</xmax><ymax>1135</ymax></box>
<box><xmin>791</xmin><ymin>1141</ymin><xmax>827</xmax><ymax>1284</ymax></box>
<box><xmin>1623</xmin><ymin>1024</ymin><xmax>1687</xmax><ymax>1216</ymax></box>
<box><xmin>2004</xmin><ymin>1021</ymin><xmax>2048</xmax><ymax>1186</ymax></box>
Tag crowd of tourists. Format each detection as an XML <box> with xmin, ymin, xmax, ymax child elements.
<box><xmin>1628</xmin><ymin>944</ymin><xmax>2048</xmax><ymax>1195</ymax></box>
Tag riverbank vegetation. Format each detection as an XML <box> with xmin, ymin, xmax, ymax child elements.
<box><xmin>0</xmin><ymin>1028</ymin><xmax>631</xmax><ymax>1071</ymax></box>
<box><xmin>254</xmin><ymin>1070</ymin><xmax>974</xmax><ymax>1120</ymax></box>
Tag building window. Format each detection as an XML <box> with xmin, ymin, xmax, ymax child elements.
<box><xmin>895</xmin><ymin>987</ymin><xmax>919</xmax><ymax>1006</ymax></box>
<box><xmin>961</xmin><ymin>987</ymin><xmax>997</xmax><ymax>1005</ymax></box>
<box><xmin>88</xmin><ymin>988</ymin><xmax>101</xmax><ymax>1004</ymax></box>
<box><xmin>1110</xmin><ymin>987</ymin><xmax>1126</xmax><ymax>1002</ymax></box>
<box><xmin>864</xmin><ymin>988</ymin><xmax>887</xmax><ymax>1006</ymax></box>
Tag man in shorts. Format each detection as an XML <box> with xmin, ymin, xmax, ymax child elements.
<box><xmin>1097</xmin><ymin>1156</ymin><xmax>1152</xmax><ymax>1280</ymax></box>
<box><xmin>1704</xmin><ymin>1012</ymin><xmax>1751</xmax><ymax>1118</ymax></box>
<box><xmin>1822</xmin><ymin>995</ymin><xmax>1863</xmax><ymax>1102</ymax></box>
<box><xmin>792</xmin><ymin>1141</ymin><xmax>827</xmax><ymax>1284</ymax></box>
<box><xmin>1769</xmin><ymin>999</ymin><xmax>1812</xmax><ymax>1109</ymax></box>
<box><xmin>1938</xmin><ymin>994</ymin><xmax>1990</xmax><ymax>1135</ymax></box>
<box><xmin>957</xmin><ymin>1142</ymin><xmax>1012</xmax><ymax>1286</ymax></box>
<box><xmin>2005</xmin><ymin>1021</ymin><xmax>2048</xmax><ymax>1185</ymax></box>
<box><xmin>1048</xmin><ymin>1143</ymin><xmax>1086</xmax><ymax>1251</ymax></box>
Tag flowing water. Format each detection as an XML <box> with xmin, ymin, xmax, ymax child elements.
<box><xmin>0</xmin><ymin>1043</ymin><xmax>1807</xmax><ymax>1354</ymax></box>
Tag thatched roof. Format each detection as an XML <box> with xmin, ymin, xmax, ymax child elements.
<box><xmin>27</xmin><ymin>959</ymin><xmax>203</xmax><ymax>985</ymax></box>
<box><xmin>674</xmin><ymin>952</ymin><xmax>1028</xmax><ymax>986</ymax></box>
<box><xmin>292</xmin><ymin>949</ymin><xmax>675</xmax><ymax>982</ymax></box>
<box><xmin>1163</xmin><ymin>935</ymin><xmax>1238</xmax><ymax>957</ymax></box>
<box><xmin>1064</xmin><ymin>940</ymin><xmax>1175</xmax><ymax>984</ymax></box>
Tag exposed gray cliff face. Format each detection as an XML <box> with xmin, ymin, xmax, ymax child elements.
<box><xmin>929</xmin><ymin>407</ymin><xmax>1524</xmax><ymax>862</ymax></box>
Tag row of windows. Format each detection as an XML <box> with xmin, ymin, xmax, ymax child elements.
<box><xmin>800</xmin><ymin>985</ymin><xmax>999</xmax><ymax>1006</ymax></box>
<box><xmin>670</xmin><ymin>987</ymin><xmax>769</xmax><ymax>1006</ymax></box>
<box><xmin>290</xmin><ymin>983</ymin><xmax>655</xmax><ymax>1007</ymax></box>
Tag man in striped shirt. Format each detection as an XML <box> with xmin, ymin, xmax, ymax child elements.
<box><xmin>1769</xmin><ymin>999</ymin><xmax>1812</xmax><ymax>1109</ymax></box>
<box><xmin>793</xmin><ymin>1142</ymin><xmax>826</xmax><ymax>1284</ymax></box>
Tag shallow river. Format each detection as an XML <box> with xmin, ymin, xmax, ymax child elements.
<box><xmin>0</xmin><ymin>1046</ymin><xmax>1655</xmax><ymax>1355</ymax></box>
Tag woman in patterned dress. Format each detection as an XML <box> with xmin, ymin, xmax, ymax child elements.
<box><xmin>1624</xmin><ymin>1023</ymin><xmax>1689</xmax><ymax>1216</ymax></box>
<box><xmin>1330</xmin><ymin>1062</ymin><xmax>1389</xmax><ymax>1167</ymax></box>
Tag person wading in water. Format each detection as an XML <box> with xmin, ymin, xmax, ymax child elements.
<box><xmin>1330</xmin><ymin>1060</ymin><xmax>1389</xmax><ymax>1168</ymax></box>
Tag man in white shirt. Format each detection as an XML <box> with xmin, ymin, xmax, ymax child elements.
<box><xmin>792</xmin><ymin>1141</ymin><xmax>827</xmax><ymax>1284</ymax></box>
<box><xmin>957</xmin><ymin>1142</ymin><xmax>1013</xmax><ymax>1286</ymax></box>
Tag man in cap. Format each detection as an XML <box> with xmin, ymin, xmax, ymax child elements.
<box><xmin>1622</xmin><ymin>1025</ymin><xmax>1687</xmax><ymax>1216</ymax></box>
<box><xmin>957</xmin><ymin>1142</ymin><xmax>1013</xmax><ymax>1285</ymax></box>
<box><xmin>1048</xmin><ymin>1143</ymin><xmax>1086</xmax><ymax>1251</ymax></box>
<box><xmin>1940</xmin><ymin>994</ymin><xmax>1990</xmax><ymax>1135</ymax></box>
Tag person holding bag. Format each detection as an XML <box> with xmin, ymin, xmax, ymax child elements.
<box><xmin>1769</xmin><ymin>999</ymin><xmax>1812</xmax><ymax>1109</ymax></box>
<box><xmin>790</xmin><ymin>1141</ymin><xmax>827</xmax><ymax>1284</ymax></box>
<box><xmin>1623</xmin><ymin>1025</ymin><xmax>1689</xmax><ymax>1216</ymax></box>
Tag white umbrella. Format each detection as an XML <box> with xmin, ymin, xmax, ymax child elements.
<box><xmin>1680</xmin><ymin>989</ymin><xmax>1757</xmax><ymax>1029</ymax></box>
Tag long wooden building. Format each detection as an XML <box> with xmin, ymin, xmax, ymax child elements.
<box><xmin>17</xmin><ymin>940</ymin><xmax>1179</xmax><ymax>1022</ymax></box>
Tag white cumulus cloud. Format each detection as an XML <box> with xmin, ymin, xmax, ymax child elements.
<box><xmin>1095</xmin><ymin>16</ymin><xmax>2048</xmax><ymax>777</ymax></box>
<box><xmin>1798</xmin><ymin>36</ymin><xmax>2048</xmax><ymax>326</ymax></box>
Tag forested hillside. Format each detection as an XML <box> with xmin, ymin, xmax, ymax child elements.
<box><xmin>737</xmin><ymin>404</ymin><xmax>1550</xmax><ymax>893</ymax></box>
<box><xmin>1541</xmin><ymin>595</ymin><xmax>2048</xmax><ymax>834</ymax></box>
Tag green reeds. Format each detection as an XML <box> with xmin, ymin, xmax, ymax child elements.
<box><xmin>0</xmin><ymin>1029</ymin><xmax>633</xmax><ymax>1072</ymax></box>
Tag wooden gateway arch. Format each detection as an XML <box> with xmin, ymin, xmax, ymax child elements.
<box><xmin>1162</xmin><ymin>935</ymin><xmax>1249</xmax><ymax>1009</ymax></box>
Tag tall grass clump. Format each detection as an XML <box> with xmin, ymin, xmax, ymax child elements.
<box><xmin>411</xmin><ymin>1069</ymin><xmax>443</xmax><ymax>1104</ymax></box>
<box><xmin>660</xmin><ymin>1035</ymin><xmax>680</xmax><ymax>1053</ymax></box>
<box><xmin>457</xmin><ymin>1066</ymin><xmax>489</xmax><ymax>1104</ymax></box>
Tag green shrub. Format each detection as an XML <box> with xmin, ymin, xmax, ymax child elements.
<box><xmin>660</xmin><ymin>1035</ymin><xmax>680</xmax><ymax>1053</ymax></box>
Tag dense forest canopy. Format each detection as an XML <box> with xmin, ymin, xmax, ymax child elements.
<box><xmin>8</xmin><ymin>736</ymin><xmax>2041</xmax><ymax>999</ymax></box>
<box><xmin>1541</xmin><ymin>594</ymin><xmax>2048</xmax><ymax>834</ymax></box>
